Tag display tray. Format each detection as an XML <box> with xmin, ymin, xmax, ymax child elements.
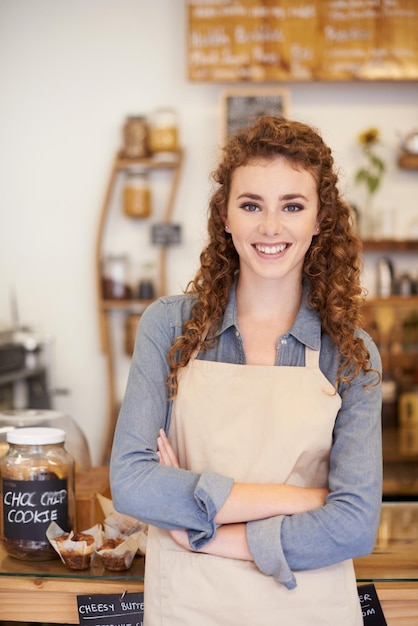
<box><xmin>0</xmin><ymin>543</ymin><xmax>144</xmax><ymax>581</ymax></box>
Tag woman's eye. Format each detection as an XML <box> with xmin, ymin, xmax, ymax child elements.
<box><xmin>241</xmin><ymin>202</ymin><xmax>260</xmax><ymax>212</ymax></box>
<box><xmin>283</xmin><ymin>204</ymin><xmax>303</xmax><ymax>213</ymax></box>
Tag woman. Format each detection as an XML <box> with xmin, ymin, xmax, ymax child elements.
<box><xmin>110</xmin><ymin>115</ymin><xmax>382</xmax><ymax>626</ymax></box>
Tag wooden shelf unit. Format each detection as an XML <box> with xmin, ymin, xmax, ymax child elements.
<box><xmin>95</xmin><ymin>149</ymin><xmax>184</xmax><ymax>464</ymax></box>
<box><xmin>361</xmin><ymin>238</ymin><xmax>418</xmax><ymax>374</ymax></box>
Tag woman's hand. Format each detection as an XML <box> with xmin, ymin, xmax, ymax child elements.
<box><xmin>168</xmin><ymin>529</ymin><xmax>191</xmax><ymax>550</ymax></box>
<box><xmin>169</xmin><ymin>524</ymin><xmax>253</xmax><ymax>561</ymax></box>
<box><xmin>157</xmin><ymin>428</ymin><xmax>180</xmax><ymax>468</ymax></box>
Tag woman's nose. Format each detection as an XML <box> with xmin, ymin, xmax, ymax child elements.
<box><xmin>259</xmin><ymin>211</ymin><xmax>282</xmax><ymax>235</ymax></box>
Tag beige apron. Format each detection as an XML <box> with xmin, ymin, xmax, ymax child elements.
<box><xmin>144</xmin><ymin>346</ymin><xmax>363</xmax><ymax>626</ymax></box>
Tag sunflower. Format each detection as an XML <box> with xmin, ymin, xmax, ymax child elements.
<box><xmin>358</xmin><ymin>127</ymin><xmax>379</xmax><ymax>146</ymax></box>
<box><xmin>355</xmin><ymin>127</ymin><xmax>385</xmax><ymax>196</ymax></box>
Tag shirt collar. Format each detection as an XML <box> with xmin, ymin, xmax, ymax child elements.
<box><xmin>289</xmin><ymin>283</ymin><xmax>321</xmax><ymax>351</ymax></box>
<box><xmin>218</xmin><ymin>280</ymin><xmax>238</xmax><ymax>333</ymax></box>
<box><xmin>216</xmin><ymin>279</ymin><xmax>322</xmax><ymax>351</ymax></box>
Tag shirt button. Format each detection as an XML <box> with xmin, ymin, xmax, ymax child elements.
<box><xmin>281</xmin><ymin>338</ymin><xmax>287</xmax><ymax>345</ymax></box>
<box><xmin>235</xmin><ymin>330</ymin><xmax>240</xmax><ymax>338</ymax></box>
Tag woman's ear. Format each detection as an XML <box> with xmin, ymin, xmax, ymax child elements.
<box><xmin>222</xmin><ymin>213</ymin><xmax>230</xmax><ymax>232</ymax></box>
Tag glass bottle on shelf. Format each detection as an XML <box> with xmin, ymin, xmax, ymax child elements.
<box><xmin>137</xmin><ymin>261</ymin><xmax>156</xmax><ymax>300</ymax></box>
<box><xmin>102</xmin><ymin>254</ymin><xmax>131</xmax><ymax>300</ymax></box>
<box><xmin>123</xmin><ymin>167</ymin><xmax>152</xmax><ymax>218</ymax></box>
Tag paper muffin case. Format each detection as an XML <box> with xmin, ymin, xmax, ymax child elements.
<box><xmin>46</xmin><ymin>521</ymin><xmax>103</xmax><ymax>570</ymax></box>
<box><xmin>95</xmin><ymin>530</ymin><xmax>143</xmax><ymax>571</ymax></box>
<box><xmin>97</xmin><ymin>493</ymin><xmax>148</xmax><ymax>553</ymax></box>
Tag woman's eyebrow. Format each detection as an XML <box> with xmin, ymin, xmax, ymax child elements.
<box><xmin>236</xmin><ymin>192</ymin><xmax>263</xmax><ymax>200</ymax></box>
<box><xmin>236</xmin><ymin>192</ymin><xmax>309</xmax><ymax>201</ymax></box>
<box><xmin>280</xmin><ymin>193</ymin><xmax>309</xmax><ymax>201</ymax></box>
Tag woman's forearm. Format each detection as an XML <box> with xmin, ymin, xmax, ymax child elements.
<box><xmin>214</xmin><ymin>482</ymin><xmax>328</xmax><ymax>524</ymax></box>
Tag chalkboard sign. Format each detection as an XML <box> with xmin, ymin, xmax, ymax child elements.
<box><xmin>77</xmin><ymin>592</ymin><xmax>144</xmax><ymax>626</ymax></box>
<box><xmin>188</xmin><ymin>0</ymin><xmax>418</xmax><ymax>82</ymax></box>
<box><xmin>151</xmin><ymin>223</ymin><xmax>182</xmax><ymax>246</ymax></box>
<box><xmin>221</xmin><ymin>88</ymin><xmax>289</xmax><ymax>141</ymax></box>
<box><xmin>357</xmin><ymin>584</ymin><xmax>387</xmax><ymax>625</ymax></box>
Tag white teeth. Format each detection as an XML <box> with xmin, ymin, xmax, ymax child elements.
<box><xmin>255</xmin><ymin>244</ymin><xmax>287</xmax><ymax>254</ymax></box>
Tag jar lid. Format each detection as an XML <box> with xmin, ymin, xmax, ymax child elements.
<box><xmin>6</xmin><ymin>427</ymin><xmax>66</xmax><ymax>445</ymax></box>
<box><xmin>151</xmin><ymin>108</ymin><xmax>177</xmax><ymax>125</ymax></box>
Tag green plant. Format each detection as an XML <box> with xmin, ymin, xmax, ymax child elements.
<box><xmin>355</xmin><ymin>127</ymin><xmax>385</xmax><ymax>197</ymax></box>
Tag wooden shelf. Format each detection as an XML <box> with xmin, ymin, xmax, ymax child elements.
<box><xmin>114</xmin><ymin>151</ymin><xmax>182</xmax><ymax>171</ymax></box>
<box><xmin>99</xmin><ymin>298</ymin><xmax>153</xmax><ymax>312</ymax></box>
<box><xmin>364</xmin><ymin>295</ymin><xmax>418</xmax><ymax>307</ymax></box>
<box><xmin>398</xmin><ymin>152</ymin><xmax>418</xmax><ymax>170</ymax></box>
<box><xmin>362</xmin><ymin>239</ymin><xmax>418</xmax><ymax>252</ymax></box>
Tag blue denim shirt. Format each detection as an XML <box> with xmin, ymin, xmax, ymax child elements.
<box><xmin>110</xmin><ymin>282</ymin><xmax>382</xmax><ymax>589</ymax></box>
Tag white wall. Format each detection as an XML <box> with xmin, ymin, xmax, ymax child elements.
<box><xmin>0</xmin><ymin>0</ymin><xmax>417</xmax><ymax>464</ymax></box>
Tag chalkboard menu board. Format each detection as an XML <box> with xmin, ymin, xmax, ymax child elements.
<box><xmin>187</xmin><ymin>0</ymin><xmax>418</xmax><ymax>82</ymax></box>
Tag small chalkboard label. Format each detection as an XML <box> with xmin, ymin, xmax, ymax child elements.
<box><xmin>2</xmin><ymin>477</ymin><xmax>69</xmax><ymax>541</ymax></box>
<box><xmin>77</xmin><ymin>592</ymin><xmax>144</xmax><ymax>626</ymax></box>
<box><xmin>358</xmin><ymin>584</ymin><xmax>387</xmax><ymax>625</ymax></box>
<box><xmin>151</xmin><ymin>223</ymin><xmax>182</xmax><ymax>246</ymax></box>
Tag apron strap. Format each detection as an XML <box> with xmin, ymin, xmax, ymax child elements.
<box><xmin>305</xmin><ymin>345</ymin><xmax>320</xmax><ymax>368</ymax></box>
<box><xmin>190</xmin><ymin>323</ymin><xmax>211</xmax><ymax>360</ymax></box>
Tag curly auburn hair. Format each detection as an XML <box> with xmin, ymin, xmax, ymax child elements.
<box><xmin>167</xmin><ymin>115</ymin><xmax>371</xmax><ymax>396</ymax></box>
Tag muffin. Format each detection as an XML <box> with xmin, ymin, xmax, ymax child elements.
<box><xmin>54</xmin><ymin>532</ymin><xmax>95</xmax><ymax>570</ymax></box>
<box><xmin>47</xmin><ymin>522</ymin><xmax>103</xmax><ymax>570</ymax></box>
<box><xmin>96</xmin><ymin>534</ymin><xmax>140</xmax><ymax>571</ymax></box>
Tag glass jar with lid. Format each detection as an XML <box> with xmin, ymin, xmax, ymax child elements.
<box><xmin>122</xmin><ymin>115</ymin><xmax>149</xmax><ymax>159</ymax></box>
<box><xmin>0</xmin><ymin>426</ymin><xmax>75</xmax><ymax>560</ymax></box>
<box><xmin>149</xmin><ymin>108</ymin><xmax>179</xmax><ymax>157</ymax></box>
<box><xmin>123</xmin><ymin>167</ymin><xmax>152</xmax><ymax>218</ymax></box>
<box><xmin>102</xmin><ymin>254</ymin><xmax>132</xmax><ymax>299</ymax></box>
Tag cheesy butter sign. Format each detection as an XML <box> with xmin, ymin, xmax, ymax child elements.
<box><xmin>77</xmin><ymin>593</ymin><xmax>144</xmax><ymax>626</ymax></box>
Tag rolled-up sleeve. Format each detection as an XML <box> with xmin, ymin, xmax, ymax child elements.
<box><xmin>246</xmin><ymin>336</ymin><xmax>382</xmax><ymax>589</ymax></box>
<box><xmin>188</xmin><ymin>469</ymin><xmax>234</xmax><ymax>549</ymax></box>
<box><xmin>247</xmin><ymin>515</ymin><xmax>296</xmax><ymax>588</ymax></box>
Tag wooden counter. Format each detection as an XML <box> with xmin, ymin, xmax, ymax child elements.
<box><xmin>0</xmin><ymin>471</ymin><xmax>417</xmax><ymax>624</ymax></box>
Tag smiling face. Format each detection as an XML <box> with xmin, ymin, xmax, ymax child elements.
<box><xmin>225</xmin><ymin>156</ymin><xmax>320</xmax><ymax>289</ymax></box>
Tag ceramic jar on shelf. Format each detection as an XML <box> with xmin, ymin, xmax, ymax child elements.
<box><xmin>149</xmin><ymin>108</ymin><xmax>179</xmax><ymax>158</ymax></box>
<box><xmin>123</xmin><ymin>167</ymin><xmax>152</xmax><ymax>218</ymax></box>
